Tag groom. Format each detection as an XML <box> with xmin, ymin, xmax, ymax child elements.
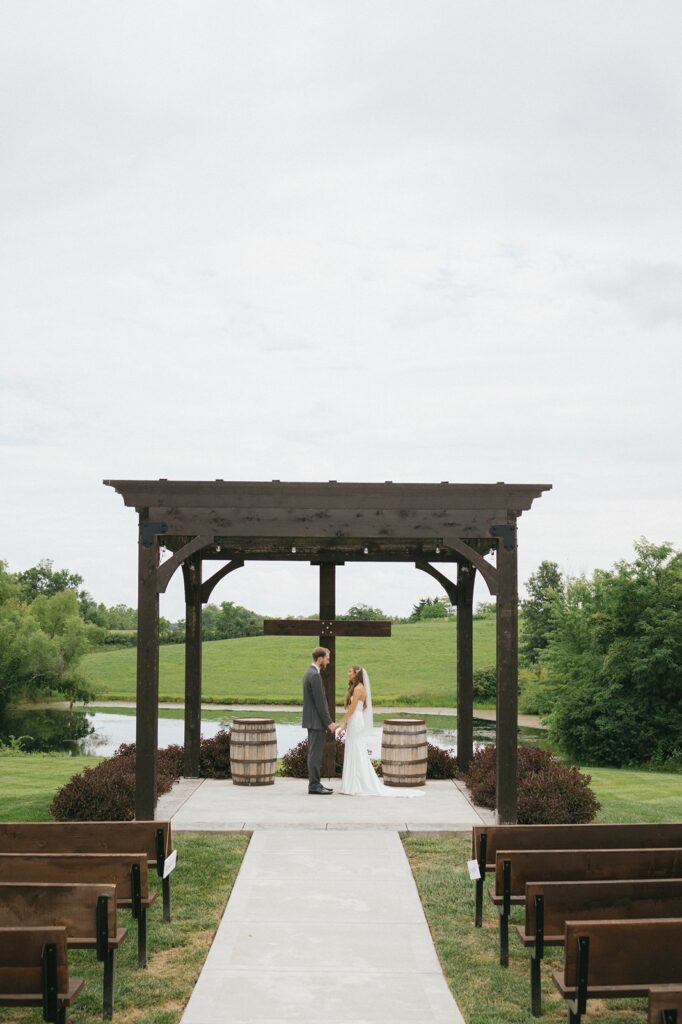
<box><xmin>302</xmin><ymin>646</ymin><xmax>337</xmax><ymax>794</ymax></box>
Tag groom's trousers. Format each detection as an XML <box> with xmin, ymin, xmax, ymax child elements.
<box><xmin>307</xmin><ymin>728</ymin><xmax>326</xmax><ymax>789</ymax></box>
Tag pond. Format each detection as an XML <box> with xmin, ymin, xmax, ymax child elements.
<box><xmin>1</xmin><ymin>708</ymin><xmax>550</xmax><ymax>758</ymax></box>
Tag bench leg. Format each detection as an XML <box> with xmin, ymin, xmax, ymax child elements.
<box><xmin>163</xmin><ymin>876</ymin><xmax>172</xmax><ymax>922</ymax></box>
<box><xmin>530</xmin><ymin>954</ymin><xmax>542</xmax><ymax>1017</ymax></box>
<box><xmin>58</xmin><ymin>1009</ymin><xmax>67</xmax><ymax>1024</ymax></box>
<box><xmin>103</xmin><ymin>949</ymin><xmax>114</xmax><ymax>1020</ymax></box>
<box><xmin>499</xmin><ymin>911</ymin><xmax>509</xmax><ymax>968</ymax></box>
<box><xmin>568</xmin><ymin>1006</ymin><xmax>581</xmax><ymax>1024</ymax></box>
<box><xmin>138</xmin><ymin>909</ymin><xmax>148</xmax><ymax>969</ymax></box>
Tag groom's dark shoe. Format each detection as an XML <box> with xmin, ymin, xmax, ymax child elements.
<box><xmin>308</xmin><ymin>785</ymin><xmax>333</xmax><ymax>795</ymax></box>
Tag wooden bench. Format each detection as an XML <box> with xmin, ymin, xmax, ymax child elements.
<box><xmin>649</xmin><ymin>985</ymin><xmax>682</xmax><ymax>1024</ymax></box>
<box><xmin>552</xmin><ymin>918</ymin><xmax>682</xmax><ymax>1024</ymax></box>
<box><xmin>0</xmin><ymin>883</ymin><xmax>127</xmax><ymax>1019</ymax></box>
<box><xmin>471</xmin><ymin>823</ymin><xmax>682</xmax><ymax>925</ymax></box>
<box><xmin>515</xmin><ymin>878</ymin><xmax>682</xmax><ymax>1015</ymax></box>
<box><xmin>0</xmin><ymin>926</ymin><xmax>84</xmax><ymax>1024</ymax></box>
<box><xmin>490</xmin><ymin>847</ymin><xmax>682</xmax><ymax>967</ymax></box>
<box><xmin>0</xmin><ymin>853</ymin><xmax>155</xmax><ymax>968</ymax></box>
<box><xmin>0</xmin><ymin>820</ymin><xmax>175</xmax><ymax>921</ymax></box>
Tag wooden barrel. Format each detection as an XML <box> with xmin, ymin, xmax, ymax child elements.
<box><xmin>381</xmin><ymin>719</ymin><xmax>428</xmax><ymax>787</ymax></box>
<box><xmin>230</xmin><ymin>719</ymin><xmax>277</xmax><ymax>786</ymax></box>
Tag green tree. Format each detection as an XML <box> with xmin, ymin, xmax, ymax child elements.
<box><xmin>546</xmin><ymin>540</ymin><xmax>682</xmax><ymax>767</ymax></box>
<box><xmin>16</xmin><ymin>559</ymin><xmax>84</xmax><ymax>602</ymax></box>
<box><xmin>201</xmin><ymin>601</ymin><xmax>263</xmax><ymax>640</ymax></box>
<box><xmin>520</xmin><ymin>560</ymin><xmax>564</xmax><ymax>664</ymax></box>
<box><xmin>339</xmin><ymin>604</ymin><xmax>389</xmax><ymax>620</ymax></box>
<box><xmin>410</xmin><ymin>596</ymin><xmax>452</xmax><ymax>621</ymax></box>
<box><xmin>0</xmin><ymin>572</ymin><xmax>95</xmax><ymax>715</ymax></box>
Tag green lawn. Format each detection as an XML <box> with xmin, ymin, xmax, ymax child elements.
<box><xmin>0</xmin><ymin>830</ymin><xmax>249</xmax><ymax>1024</ymax></box>
<box><xmin>0</xmin><ymin>751</ymin><xmax>104</xmax><ymax>821</ymax></box>
<box><xmin>402</xmin><ymin>766</ymin><xmax>682</xmax><ymax>1024</ymax></box>
<box><xmin>590</xmin><ymin>765</ymin><xmax>682</xmax><ymax>822</ymax></box>
<box><xmin>80</xmin><ymin>617</ymin><xmax>497</xmax><ymax>705</ymax></box>
<box><xmin>403</xmin><ymin>835</ymin><xmax>647</xmax><ymax>1024</ymax></box>
<box><xmin>3</xmin><ymin>746</ymin><xmax>678</xmax><ymax>1024</ymax></box>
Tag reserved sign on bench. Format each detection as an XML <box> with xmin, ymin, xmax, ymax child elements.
<box><xmin>163</xmin><ymin>850</ymin><xmax>177</xmax><ymax>879</ymax></box>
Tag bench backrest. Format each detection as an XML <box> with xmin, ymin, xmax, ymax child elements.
<box><xmin>474</xmin><ymin>823</ymin><xmax>682</xmax><ymax>865</ymax></box>
<box><xmin>0</xmin><ymin>821</ymin><xmax>171</xmax><ymax>866</ymax></box>
<box><xmin>0</xmin><ymin>853</ymin><xmax>148</xmax><ymax>899</ymax></box>
<box><xmin>525</xmin><ymin>878</ymin><xmax>682</xmax><ymax>937</ymax></box>
<box><xmin>648</xmin><ymin>985</ymin><xmax>682</xmax><ymax>1024</ymax></box>
<box><xmin>564</xmin><ymin>918</ymin><xmax>682</xmax><ymax>987</ymax></box>
<box><xmin>0</xmin><ymin>883</ymin><xmax>117</xmax><ymax>940</ymax></box>
<box><xmin>496</xmin><ymin>848</ymin><xmax>682</xmax><ymax>897</ymax></box>
<box><xmin>0</xmin><ymin>926</ymin><xmax>68</xmax><ymax>996</ymax></box>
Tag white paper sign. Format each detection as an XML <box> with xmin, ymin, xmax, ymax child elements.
<box><xmin>467</xmin><ymin>858</ymin><xmax>481</xmax><ymax>881</ymax></box>
<box><xmin>163</xmin><ymin>850</ymin><xmax>178</xmax><ymax>879</ymax></box>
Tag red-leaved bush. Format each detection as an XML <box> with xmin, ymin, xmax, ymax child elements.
<box><xmin>279</xmin><ymin>736</ymin><xmax>346</xmax><ymax>777</ymax></box>
<box><xmin>279</xmin><ymin>738</ymin><xmax>460</xmax><ymax>780</ymax></box>
<box><xmin>464</xmin><ymin>745</ymin><xmax>600</xmax><ymax>824</ymax></box>
<box><xmin>50</xmin><ymin>731</ymin><xmax>231</xmax><ymax>821</ymax></box>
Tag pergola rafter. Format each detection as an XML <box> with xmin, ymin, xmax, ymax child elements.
<box><xmin>104</xmin><ymin>478</ymin><xmax>551</xmax><ymax>823</ymax></box>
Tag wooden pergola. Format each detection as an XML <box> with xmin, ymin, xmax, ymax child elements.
<box><xmin>104</xmin><ymin>479</ymin><xmax>551</xmax><ymax>823</ymax></box>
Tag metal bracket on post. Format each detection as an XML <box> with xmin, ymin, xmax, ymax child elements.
<box><xmin>42</xmin><ymin>942</ymin><xmax>59</xmax><ymax>1024</ymax></box>
<box><xmin>155</xmin><ymin>828</ymin><xmax>165</xmax><ymax>876</ymax></box>
<box><xmin>131</xmin><ymin>863</ymin><xmax>142</xmax><ymax>920</ymax></box>
<box><xmin>474</xmin><ymin>832</ymin><xmax>487</xmax><ymax>927</ymax></box>
<box><xmin>95</xmin><ymin>895</ymin><xmax>109</xmax><ymax>961</ymax></box>
<box><xmin>500</xmin><ymin>858</ymin><xmax>511</xmax><ymax>967</ymax></box>
<box><xmin>568</xmin><ymin>935</ymin><xmax>590</xmax><ymax>1024</ymax></box>
<box><xmin>531</xmin><ymin>894</ymin><xmax>544</xmax><ymax>1016</ymax></box>
<box><xmin>490</xmin><ymin>524</ymin><xmax>516</xmax><ymax>551</ymax></box>
<box><xmin>141</xmin><ymin>521</ymin><xmax>167</xmax><ymax>547</ymax></box>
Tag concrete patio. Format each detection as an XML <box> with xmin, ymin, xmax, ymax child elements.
<box><xmin>157</xmin><ymin>775</ymin><xmax>491</xmax><ymax>832</ymax></box>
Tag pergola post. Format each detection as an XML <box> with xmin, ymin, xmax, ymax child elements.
<box><xmin>319</xmin><ymin>562</ymin><xmax>336</xmax><ymax>778</ymax></box>
<box><xmin>456</xmin><ymin>562</ymin><xmax>475</xmax><ymax>772</ymax></box>
<box><xmin>495</xmin><ymin>523</ymin><xmax>518</xmax><ymax>824</ymax></box>
<box><xmin>135</xmin><ymin>520</ymin><xmax>159</xmax><ymax>820</ymax></box>
<box><xmin>183</xmin><ymin>553</ymin><xmax>202</xmax><ymax>777</ymax></box>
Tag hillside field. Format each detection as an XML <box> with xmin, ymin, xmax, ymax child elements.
<box><xmin>80</xmin><ymin>617</ymin><xmax>497</xmax><ymax>706</ymax></box>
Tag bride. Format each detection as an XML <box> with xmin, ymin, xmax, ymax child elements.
<box><xmin>336</xmin><ymin>665</ymin><xmax>423</xmax><ymax>797</ymax></box>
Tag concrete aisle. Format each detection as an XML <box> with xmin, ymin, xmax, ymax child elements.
<box><xmin>180</xmin><ymin>829</ymin><xmax>465</xmax><ymax>1024</ymax></box>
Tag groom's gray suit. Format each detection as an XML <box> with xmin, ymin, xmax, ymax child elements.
<box><xmin>302</xmin><ymin>663</ymin><xmax>333</xmax><ymax>790</ymax></box>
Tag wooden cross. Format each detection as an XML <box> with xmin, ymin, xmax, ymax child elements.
<box><xmin>263</xmin><ymin>564</ymin><xmax>391</xmax><ymax>776</ymax></box>
<box><xmin>263</xmin><ymin>619</ymin><xmax>391</xmax><ymax>638</ymax></box>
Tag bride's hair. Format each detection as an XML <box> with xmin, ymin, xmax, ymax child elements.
<box><xmin>345</xmin><ymin>666</ymin><xmax>364</xmax><ymax>707</ymax></box>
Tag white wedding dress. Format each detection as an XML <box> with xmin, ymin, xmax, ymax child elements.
<box><xmin>340</xmin><ymin>696</ymin><xmax>424</xmax><ymax>798</ymax></box>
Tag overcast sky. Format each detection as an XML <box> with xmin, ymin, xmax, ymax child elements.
<box><xmin>2</xmin><ymin>1</ymin><xmax>681</xmax><ymax>621</ymax></box>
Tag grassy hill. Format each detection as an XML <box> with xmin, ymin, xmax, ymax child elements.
<box><xmin>80</xmin><ymin>617</ymin><xmax>497</xmax><ymax>707</ymax></box>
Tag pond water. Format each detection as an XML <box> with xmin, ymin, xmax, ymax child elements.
<box><xmin>1</xmin><ymin>708</ymin><xmax>549</xmax><ymax>757</ymax></box>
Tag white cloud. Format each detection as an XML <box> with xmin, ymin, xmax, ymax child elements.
<box><xmin>1</xmin><ymin>0</ymin><xmax>681</xmax><ymax>619</ymax></box>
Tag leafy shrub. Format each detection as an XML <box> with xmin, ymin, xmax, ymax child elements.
<box><xmin>51</xmin><ymin>732</ymin><xmax>231</xmax><ymax>820</ymax></box>
<box><xmin>426</xmin><ymin>742</ymin><xmax>460</xmax><ymax>779</ymax></box>
<box><xmin>50</xmin><ymin>749</ymin><xmax>177</xmax><ymax>821</ymax></box>
<box><xmin>464</xmin><ymin>745</ymin><xmax>600</xmax><ymax>824</ymax></box>
<box><xmin>279</xmin><ymin>737</ymin><xmax>460</xmax><ymax>781</ymax></box>
<box><xmin>199</xmin><ymin>729</ymin><xmax>231</xmax><ymax>779</ymax></box>
<box><xmin>473</xmin><ymin>667</ymin><xmax>496</xmax><ymax>702</ymax></box>
<box><xmin>279</xmin><ymin>736</ymin><xmax>346</xmax><ymax>777</ymax></box>
<box><xmin>518</xmin><ymin>665</ymin><xmax>559</xmax><ymax>716</ymax></box>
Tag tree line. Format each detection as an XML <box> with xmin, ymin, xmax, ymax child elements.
<box><xmin>3</xmin><ymin>543</ymin><xmax>680</xmax><ymax>771</ymax></box>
